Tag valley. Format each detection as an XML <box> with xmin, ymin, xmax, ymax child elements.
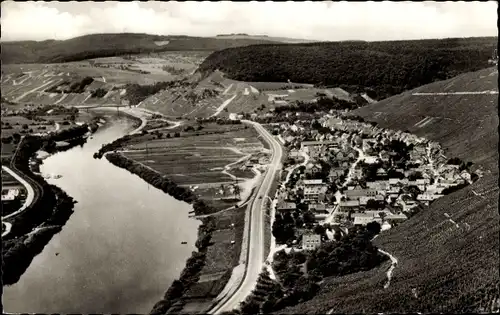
<box><xmin>1</xmin><ymin>29</ymin><xmax>498</xmax><ymax>315</ymax></box>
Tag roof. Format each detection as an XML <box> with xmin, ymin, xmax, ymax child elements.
<box><xmin>301</xmin><ymin>140</ymin><xmax>337</xmax><ymax>146</ymax></box>
<box><xmin>276</xmin><ymin>202</ymin><xmax>296</xmax><ymax>210</ymax></box>
<box><xmin>309</xmin><ymin>203</ymin><xmax>327</xmax><ymax>210</ymax></box>
<box><xmin>353</xmin><ymin>216</ymin><xmax>382</xmax><ymax>225</ymax></box>
<box><xmin>345</xmin><ymin>189</ymin><xmax>376</xmax><ymax>197</ymax></box>
<box><xmin>340</xmin><ymin>200</ymin><xmax>360</xmax><ymax>207</ymax></box>
<box><xmin>303</xmin><ymin>234</ymin><xmax>321</xmax><ymax>241</ymax></box>
<box><xmin>303</xmin><ymin>179</ymin><xmax>323</xmax><ymax>185</ymax></box>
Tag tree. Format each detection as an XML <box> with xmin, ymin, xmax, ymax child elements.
<box><xmin>22</xmin><ymin>124</ymin><xmax>28</xmax><ymax>130</ymax></box>
<box><xmin>240</xmin><ymin>299</ymin><xmax>260</xmax><ymax>315</ymax></box>
<box><xmin>378</xmin><ymin>211</ymin><xmax>387</xmax><ymax>222</ymax></box>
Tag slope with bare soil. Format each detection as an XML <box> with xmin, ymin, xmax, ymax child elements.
<box><xmin>275</xmin><ymin>67</ymin><xmax>499</xmax><ymax>314</ymax></box>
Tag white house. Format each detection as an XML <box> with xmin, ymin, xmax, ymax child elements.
<box><xmin>302</xmin><ymin>234</ymin><xmax>322</xmax><ymax>250</ymax></box>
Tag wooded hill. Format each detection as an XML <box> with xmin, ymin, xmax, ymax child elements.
<box><xmin>1</xmin><ymin>33</ymin><xmax>282</xmax><ymax>64</ymax></box>
<box><xmin>198</xmin><ymin>37</ymin><xmax>497</xmax><ymax>100</ymax></box>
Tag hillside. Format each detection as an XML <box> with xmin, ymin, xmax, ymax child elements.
<box><xmin>214</xmin><ymin>34</ymin><xmax>318</xmax><ymax>44</ymax></box>
<box><xmin>197</xmin><ymin>37</ymin><xmax>497</xmax><ymax>100</ymax></box>
<box><xmin>274</xmin><ymin>67</ymin><xmax>499</xmax><ymax>314</ymax></box>
<box><xmin>1</xmin><ymin>33</ymin><xmax>282</xmax><ymax>64</ymax></box>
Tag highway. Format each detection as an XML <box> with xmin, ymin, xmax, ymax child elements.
<box><xmin>209</xmin><ymin>120</ymin><xmax>284</xmax><ymax>314</ymax></box>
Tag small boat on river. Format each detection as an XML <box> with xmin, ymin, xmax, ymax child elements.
<box><xmin>181</xmin><ymin>241</ymin><xmax>187</xmax><ymax>245</ymax></box>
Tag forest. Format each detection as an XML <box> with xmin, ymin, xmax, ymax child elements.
<box><xmin>198</xmin><ymin>37</ymin><xmax>496</xmax><ymax>100</ymax></box>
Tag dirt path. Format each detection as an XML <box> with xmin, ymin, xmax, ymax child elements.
<box><xmin>412</xmin><ymin>91</ymin><xmax>498</xmax><ymax>95</ymax></box>
<box><xmin>377</xmin><ymin>247</ymin><xmax>399</xmax><ymax>289</ymax></box>
<box><xmin>14</xmin><ymin>79</ymin><xmax>60</xmax><ymax>102</ymax></box>
<box><xmin>211</xmin><ymin>94</ymin><xmax>237</xmax><ymax>117</ymax></box>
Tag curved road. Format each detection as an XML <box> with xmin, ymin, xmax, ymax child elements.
<box><xmin>209</xmin><ymin>120</ymin><xmax>283</xmax><ymax>314</ymax></box>
<box><xmin>1</xmin><ymin>165</ymin><xmax>36</xmax><ymax>237</ymax></box>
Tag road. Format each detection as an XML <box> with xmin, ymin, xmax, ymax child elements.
<box><xmin>208</xmin><ymin>120</ymin><xmax>284</xmax><ymax>314</ymax></box>
<box><xmin>1</xmin><ymin>165</ymin><xmax>37</xmax><ymax>237</ymax></box>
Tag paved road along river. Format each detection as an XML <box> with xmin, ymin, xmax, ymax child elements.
<box><xmin>3</xmin><ymin>114</ymin><xmax>200</xmax><ymax>313</ymax></box>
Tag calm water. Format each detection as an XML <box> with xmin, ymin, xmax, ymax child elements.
<box><xmin>3</xmin><ymin>115</ymin><xmax>200</xmax><ymax>313</ymax></box>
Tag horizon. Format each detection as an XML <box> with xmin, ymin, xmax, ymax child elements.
<box><xmin>1</xmin><ymin>1</ymin><xmax>497</xmax><ymax>42</ymax></box>
<box><xmin>1</xmin><ymin>32</ymin><xmax>497</xmax><ymax>44</ymax></box>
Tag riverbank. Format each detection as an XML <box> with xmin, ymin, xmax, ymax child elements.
<box><xmin>101</xmin><ymin>152</ymin><xmax>216</xmax><ymax>314</ymax></box>
<box><xmin>2</xmin><ymin>124</ymin><xmax>93</xmax><ymax>285</ymax></box>
<box><xmin>91</xmin><ymin>121</ymin><xmax>262</xmax><ymax>313</ymax></box>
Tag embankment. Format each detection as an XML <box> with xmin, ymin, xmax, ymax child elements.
<box><xmin>2</xmin><ymin>124</ymin><xmax>93</xmax><ymax>285</ymax></box>
<box><xmin>101</xmin><ymin>152</ymin><xmax>218</xmax><ymax>314</ymax></box>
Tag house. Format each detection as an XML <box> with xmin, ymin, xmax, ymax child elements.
<box><xmin>1</xmin><ymin>188</ymin><xmax>20</xmax><ymax>202</ymax></box>
<box><xmin>339</xmin><ymin>200</ymin><xmax>361</xmax><ymax>211</ymax></box>
<box><xmin>417</xmin><ymin>193</ymin><xmax>443</xmax><ymax>202</ymax></box>
<box><xmin>309</xmin><ymin>203</ymin><xmax>327</xmax><ymax>213</ymax></box>
<box><xmin>345</xmin><ymin>189</ymin><xmax>378</xmax><ymax>200</ymax></box>
<box><xmin>377</xmin><ymin>168</ymin><xmax>387</xmax><ymax>176</ymax></box>
<box><xmin>328</xmin><ymin>168</ymin><xmax>345</xmax><ymax>181</ymax></box>
<box><xmin>300</xmin><ymin>140</ymin><xmax>338</xmax><ymax>151</ymax></box>
<box><xmin>276</xmin><ymin>202</ymin><xmax>297</xmax><ymax>212</ymax></box>
<box><xmin>353</xmin><ymin>213</ymin><xmax>383</xmax><ymax>226</ymax></box>
<box><xmin>305</xmin><ymin>163</ymin><xmax>322</xmax><ymax>176</ymax></box>
<box><xmin>302</xmin><ymin>234</ymin><xmax>322</xmax><ymax>250</ymax></box>
<box><xmin>388</xmin><ymin>178</ymin><xmax>400</xmax><ymax>185</ymax></box>
<box><xmin>303</xmin><ymin>180</ymin><xmax>328</xmax><ymax>202</ymax></box>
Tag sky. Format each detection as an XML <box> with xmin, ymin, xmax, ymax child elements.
<box><xmin>1</xmin><ymin>1</ymin><xmax>498</xmax><ymax>42</ymax></box>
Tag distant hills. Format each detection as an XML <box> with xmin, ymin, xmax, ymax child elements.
<box><xmin>275</xmin><ymin>67</ymin><xmax>499</xmax><ymax>314</ymax></box>
<box><xmin>214</xmin><ymin>33</ymin><xmax>318</xmax><ymax>44</ymax></box>
<box><xmin>0</xmin><ymin>33</ymin><xmax>285</xmax><ymax>64</ymax></box>
<box><xmin>198</xmin><ymin>36</ymin><xmax>497</xmax><ymax>100</ymax></box>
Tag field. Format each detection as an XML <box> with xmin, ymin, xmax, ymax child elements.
<box><xmin>119</xmin><ymin>123</ymin><xmax>265</xmax><ymax>210</ymax></box>
<box><xmin>180</xmin><ymin>206</ymin><xmax>246</xmax><ymax>312</ymax></box>
<box><xmin>279</xmin><ymin>67</ymin><xmax>499</xmax><ymax>313</ymax></box>
<box><xmin>0</xmin><ymin>51</ymin><xmax>210</xmax><ymax>109</ymax></box>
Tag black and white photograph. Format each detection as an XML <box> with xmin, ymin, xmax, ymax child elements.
<box><xmin>1</xmin><ymin>1</ymin><xmax>498</xmax><ymax>314</ymax></box>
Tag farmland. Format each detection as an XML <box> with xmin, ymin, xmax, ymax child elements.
<box><xmin>0</xmin><ymin>51</ymin><xmax>210</xmax><ymax>109</ymax></box>
<box><xmin>119</xmin><ymin>123</ymin><xmax>266</xmax><ymax>210</ymax></box>
<box><xmin>276</xmin><ymin>67</ymin><xmax>499</xmax><ymax>314</ymax></box>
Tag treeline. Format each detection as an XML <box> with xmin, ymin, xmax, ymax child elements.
<box><xmin>196</xmin><ymin>117</ymin><xmax>242</xmax><ymax>124</ymax></box>
<box><xmin>273</xmin><ymin>97</ymin><xmax>361</xmax><ymax>114</ymax></box>
<box><xmin>93</xmin><ymin>134</ymin><xmax>137</xmax><ymax>158</ymax></box>
<box><xmin>100</xmin><ymin>152</ymin><xmax>219</xmax><ymax>314</ymax></box>
<box><xmin>45</xmin><ymin>77</ymin><xmax>94</xmax><ymax>94</ymax></box>
<box><xmin>91</xmin><ymin>88</ymin><xmax>108</xmax><ymax>98</ymax></box>
<box><xmin>199</xmin><ymin>37</ymin><xmax>496</xmax><ymax>99</ymax></box>
<box><xmin>124</xmin><ymin>80</ymin><xmax>192</xmax><ymax>105</ymax></box>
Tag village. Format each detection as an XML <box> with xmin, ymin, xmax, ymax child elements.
<box><xmin>268</xmin><ymin>114</ymin><xmax>479</xmax><ymax>251</ymax></box>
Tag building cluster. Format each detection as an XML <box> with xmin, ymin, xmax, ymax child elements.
<box><xmin>272</xmin><ymin>114</ymin><xmax>476</xmax><ymax>251</ymax></box>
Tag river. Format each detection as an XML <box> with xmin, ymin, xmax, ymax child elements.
<box><xmin>2</xmin><ymin>114</ymin><xmax>201</xmax><ymax>313</ymax></box>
